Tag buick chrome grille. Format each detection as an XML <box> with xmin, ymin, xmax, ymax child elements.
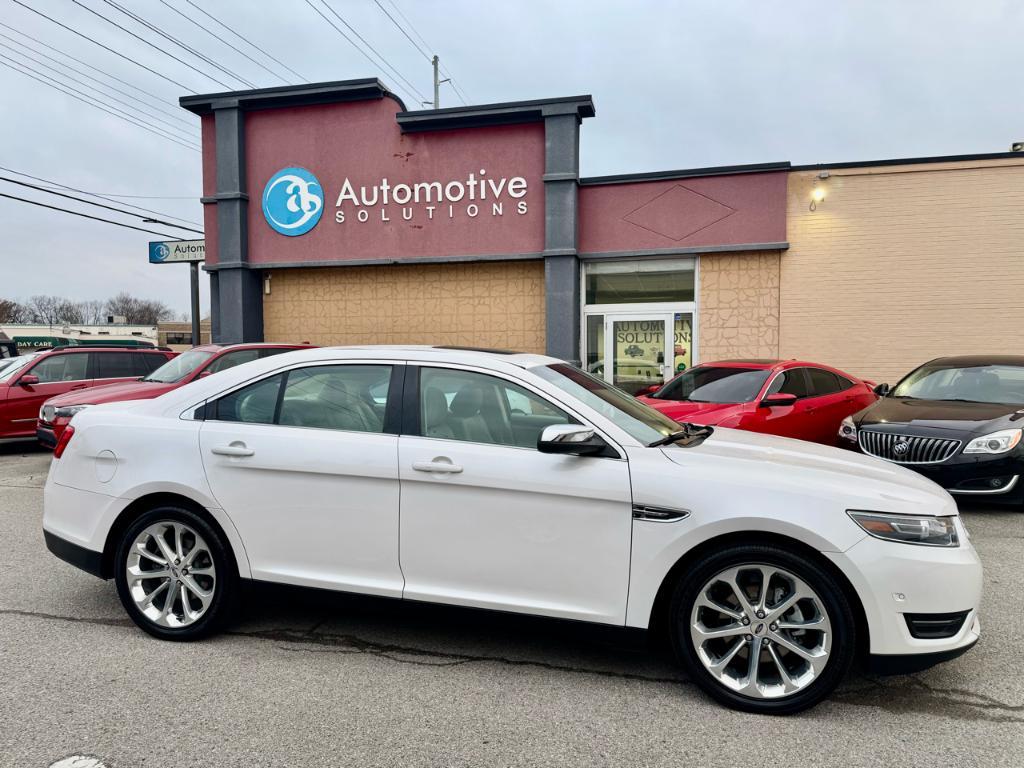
<box><xmin>859</xmin><ymin>430</ymin><xmax>961</xmax><ymax>464</ymax></box>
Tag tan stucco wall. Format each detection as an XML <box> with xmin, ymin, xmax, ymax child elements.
<box><xmin>263</xmin><ymin>260</ymin><xmax>546</xmax><ymax>352</ymax></box>
<box><xmin>698</xmin><ymin>251</ymin><xmax>781</xmax><ymax>362</ymax></box>
<box><xmin>781</xmin><ymin>158</ymin><xmax>1024</xmax><ymax>383</ymax></box>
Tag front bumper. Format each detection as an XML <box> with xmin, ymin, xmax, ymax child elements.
<box><xmin>36</xmin><ymin>425</ymin><xmax>56</xmax><ymax>449</ymax></box>
<box><xmin>36</xmin><ymin>418</ymin><xmax>69</xmax><ymax>450</ymax></box>
<box><xmin>827</xmin><ymin>524</ymin><xmax>982</xmax><ymax>658</ymax></box>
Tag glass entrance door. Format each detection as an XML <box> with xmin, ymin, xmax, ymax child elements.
<box><xmin>591</xmin><ymin>312</ymin><xmax>693</xmax><ymax>395</ymax></box>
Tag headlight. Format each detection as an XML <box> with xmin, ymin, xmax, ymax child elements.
<box><xmin>963</xmin><ymin>428</ymin><xmax>1022</xmax><ymax>455</ymax></box>
<box><xmin>838</xmin><ymin>415</ymin><xmax>858</xmax><ymax>443</ymax></box>
<box><xmin>54</xmin><ymin>404</ymin><xmax>92</xmax><ymax>419</ymax></box>
<box><xmin>848</xmin><ymin>510</ymin><xmax>959</xmax><ymax>547</ymax></box>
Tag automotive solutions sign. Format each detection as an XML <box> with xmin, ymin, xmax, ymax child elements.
<box><xmin>148</xmin><ymin>239</ymin><xmax>205</xmax><ymax>263</ymax></box>
<box><xmin>260</xmin><ymin>166</ymin><xmax>529</xmax><ymax>236</ymax></box>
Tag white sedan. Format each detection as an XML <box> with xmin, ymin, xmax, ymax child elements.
<box><xmin>42</xmin><ymin>346</ymin><xmax>981</xmax><ymax>714</ymax></box>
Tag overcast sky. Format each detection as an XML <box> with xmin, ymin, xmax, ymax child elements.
<box><xmin>2</xmin><ymin>0</ymin><xmax>1022</xmax><ymax>317</ymax></box>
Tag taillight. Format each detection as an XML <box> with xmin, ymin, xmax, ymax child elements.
<box><xmin>53</xmin><ymin>425</ymin><xmax>75</xmax><ymax>458</ymax></box>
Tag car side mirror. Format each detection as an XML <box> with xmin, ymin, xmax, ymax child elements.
<box><xmin>873</xmin><ymin>383</ymin><xmax>890</xmax><ymax>397</ymax></box>
<box><xmin>636</xmin><ymin>383</ymin><xmax>660</xmax><ymax>397</ymax></box>
<box><xmin>198</xmin><ymin>370</ymin><xmax>214</xmax><ymax>379</ymax></box>
<box><xmin>759</xmin><ymin>392</ymin><xmax>798</xmax><ymax>408</ymax></box>
<box><xmin>537</xmin><ymin>424</ymin><xmax>610</xmax><ymax>457</ymax></box>
<box><xmin>18</xmin><ymin>374</ymin><xmax>39</xmax><ymax>386</ymax></box>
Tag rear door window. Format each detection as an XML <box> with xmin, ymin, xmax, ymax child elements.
<box><xmin>95</xmin><ymin>351</ymin><xmax>143</xmax><ymax>379</ymax></box>
<box><xmin>211</xmin><ymin>365</ymin><xmax>393</xmax><ymax>433</ymax></box>
<box><xmin>806</xmin><ymin>368</ymin><xmax>842</xmax><ymax>397</ymax></box>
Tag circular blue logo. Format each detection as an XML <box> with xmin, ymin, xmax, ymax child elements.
<box><xmin>152</xmin><ymin>243</ymin><xmax>170</xmax><ymax>261</ymax></box>
<box><xmin>261</xmin><ymin>167</ymin><xmax>324</xmax><ymax>236</ymax></box>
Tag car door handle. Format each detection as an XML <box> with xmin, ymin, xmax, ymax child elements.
<box><xmin>412</xmin><ymin>459</ymin><xmax>463</xmax><ymax>474</ymax></box>
<box><xmin>211</xmin><ymin>442</ymin><xmax>255</xmax><ymax>457</ymax></box>
<box><xmin>70</xmin><ymin>384</ymin><xmax>88</xmax><ymax>390</ymax></box>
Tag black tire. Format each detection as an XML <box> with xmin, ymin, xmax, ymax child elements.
<box><xmin>669</xmin><ymin>543</ymin><xmax>856</xmax><ymax>715</ymax></box>
<box><xmin>114</xmin><ymin>505</ymin><xmax>237</xmax><ymax>640</ymax></box>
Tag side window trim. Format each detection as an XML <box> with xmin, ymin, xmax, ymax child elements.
<box><xmin>401</xmin><ymin>364</ymin><xmax>421</xmax><ymax>437</ymax></box>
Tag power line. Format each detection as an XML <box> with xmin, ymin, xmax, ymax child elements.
<box><xmin>99</xmin><ymin>0</ymin><xmax>256</xmax><ymax>89</ymax></box>
<box><xmin>304</xmin><ymin>0</ymin><xmax>427</xmax><ymax>105</ymax></box>
<box><xmin>0</xmin><ymin>29</ymin><xmax>194</xmax><ymax>128</ymax></box>
<box><xmin>157</xmin><ymin>0</ymin><xmax>289</xmax><ymax>85</ymax></box>
<box><xmin>0</xmin><ymin>40</ymin><xmax>198</xmax><ymax>140</ymax></box>
<box><xmin>182</xmin><ymin>0</ymin><xmax>305</xmax><ymax>83</ymax></box>
<box><xmin>0</xmin><ymin>20</ymin><xmax>185</xmax><ymax>118</ymax></box>
<box><xmin>0</xmin><ymin>165</ymin><xmax>203</xmax><ymax>226</ymax></box>
<box><xmin>68</xmin><ymin>0</ymin><xmax>232</xmax><ymax>90</ymax></box>
<box><xmin>0</xmin><ymin>57</ymin><xmax>200</xmax><ymax>152</ymax></box>
<box><xmin>0</xmin><ymin>191</ymin><xmax>188</xmax><ymax>239</ymax></box>
<box><xmin>0</xmin><ymin>176</ymin><xmax>203</xmax><ymax>234</ymax></box>
<box><xmin>372</xmin><ymin>0</ymin><xmax>429</xmax><ymax>61</ymax></box>
<box><xmin>375</xmin><ymin>0</ymin><xmax>469</xmax><ymax>105</ymax></box>
<box><xmin>10</xmin><ymin>0</ymin><xmax>197</xmax><ymax>93</ymax></box>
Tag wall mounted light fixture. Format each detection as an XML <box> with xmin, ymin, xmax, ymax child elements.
<box><xmin>809</xmin><ymin>171</ymin><xmax>830</xmax><ymax>211</ymax></box>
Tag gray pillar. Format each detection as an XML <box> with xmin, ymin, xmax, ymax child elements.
<box><xmin>211</xmin><ymin>100</ymin><xmax>262</xmax><ymax>343</ymax></box>
<box><xmin>543</xmin><ymin>112</ymin><xmax>582</xmax><ymax>364</ymax></box>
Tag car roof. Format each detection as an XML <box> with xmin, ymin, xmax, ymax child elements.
<box><xmin>921</xmin><ymin>355</ymin><xmax>1024</xmax><ymax>368</ymax></box>
<box><xmin>192</xmin><ymin>342</ymin><xmax>313</xmax><ymax>353</ymax></box>
<box><xmin>38</xmin><ymin>346</ymin><xmax>162</xmax><ymax>355</ymax></box>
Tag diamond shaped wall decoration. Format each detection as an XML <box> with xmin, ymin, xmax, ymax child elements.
<box><xmin>622</xmin><ymin>184</ymin><xmax>737</xmax><ymax>241</ymax></box>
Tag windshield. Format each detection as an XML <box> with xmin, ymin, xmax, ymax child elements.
<box><xmin>891</xmin><ymin>363</ymin><xmax>1024</xmax><ymax>404</ymax></box>
<box><xmin>652</xmin><ymin>366</ymin><xmax>771</xmax><ymax>403</ymax></box>
<box><xmin>534</xmin><ymin>363</ymin><xmax>682</xmax><ymax>445</ymax></box>
<box><xmin>0</xmin><ymin>353</ymin><xmax>39</xmax><ymax>383</ymax></box>
<box><xmin>143</xmin><ymin>348</ymin><xmax>215</xmax><ymax>383</ymax></box>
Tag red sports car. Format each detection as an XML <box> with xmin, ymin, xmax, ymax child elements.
<box><xmin>37</xmin><ymin>342</ymin><xmax>312</xmax><ymax>448</ymax></box>
<box><xmin>636</xmin><ymin>359</ymin><xmax>877</xmax><ymax>445</ymax></box>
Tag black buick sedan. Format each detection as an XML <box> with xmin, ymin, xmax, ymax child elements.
<box><xmin>839</xmin><ymin>355</ymin><xmax>1024</xmax><ymax>503</ymax></box>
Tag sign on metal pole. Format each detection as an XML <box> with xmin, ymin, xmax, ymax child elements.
<box><xmin>148</xmin><ymin>239</ymin><xmax>205</xmax><ymax>263</ymax></box>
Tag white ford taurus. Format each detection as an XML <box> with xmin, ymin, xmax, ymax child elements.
<box><xmin>43</xmin><ymin>346</ymin><xmax>982</xmax><ymax>713</ymax></box>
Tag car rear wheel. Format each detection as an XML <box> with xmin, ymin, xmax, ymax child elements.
<box><xmin>114</xmin><ymin>506</ymin><xmax>236</xmax><ymax>640</ymax></box>
<box><xmin>670</xmin><ymin>543</ymin><xmax>855</xmax><ymax>714</ymax></box>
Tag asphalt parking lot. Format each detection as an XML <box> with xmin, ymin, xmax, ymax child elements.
<box><xmin>1</xmin><ymin>442</ymin><xmax>1022</xmax><ymax>768</ymax></box>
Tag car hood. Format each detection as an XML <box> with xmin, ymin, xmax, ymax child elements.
<box><xmin>45</xmin><ymin>379</ymin><xmax>178</xmax><ymax>406</ymax></box>
<box><xmin>637</xmin><ymin>397</ymin><xmax>741</xmax><ymax>424</ymax></box>
<box><xmin>661</xmin><ymin>426</ymin><xmax>956</xmax><ymax>515</ymax></box>
<box><xmin>855</xmin><ymin>397</ymin><xmax>1024</xmax><ymax>435</ymax></box>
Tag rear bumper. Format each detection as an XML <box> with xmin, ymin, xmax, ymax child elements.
<box><xmin>43</xmin><ymin>529</ymin><xmax>105</xmax><ymax>579</ymax></box>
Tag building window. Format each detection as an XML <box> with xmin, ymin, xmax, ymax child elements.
<box><xmin>584</xmin><ymin>257</ymin><xmax>695</xmax><ymax>305</ymax></box>
<box><xmin>165</xmin><ymin>333</ymin><xmax>192</xmax><ymax>345</ymax></box>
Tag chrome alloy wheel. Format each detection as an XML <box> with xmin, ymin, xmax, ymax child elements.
<box><xmin>125</xmin><ymin>521</ymin><xmax>217</xmax><ymax>628</ymax></box>
<box><xmin>689</xmin><ymin>564</ymin><xmax>832</xmax><ymax>699</ymax></box>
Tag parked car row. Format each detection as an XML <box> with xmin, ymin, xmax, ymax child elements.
<box><xmin>639</xmin><ymin>355</ymin><xmax>1024</xmax><ymax>506</ymax></box>
<box><xmin>0</xmin><ymin>343</ymin><xmax>311</xmax><ymax>446</ymax></box>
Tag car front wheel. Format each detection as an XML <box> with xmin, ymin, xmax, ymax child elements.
<box><xmin>670</xmin><ymin>543</ymin><xmax>856</xmax><ymax>714</ymax></box>
<box><xmin>114</xmin><ymin>506</ymin><xmax>236</xmax><ymax>640</ymax></box>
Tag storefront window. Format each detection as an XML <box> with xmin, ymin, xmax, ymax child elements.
<box><xmin>584</xmin><ymin>258</ymin><xmax>695</xmax><ymax>305</ymax></box>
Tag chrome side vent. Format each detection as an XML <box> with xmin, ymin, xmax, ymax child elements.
<box><xmin>632</xmin><ymin>504</ymin><xmax>690</xmax><ymax>522</ymax></box>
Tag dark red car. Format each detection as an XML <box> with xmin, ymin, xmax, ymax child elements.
<box><xmin>1</xmin><ymin>347</ymin><xmax>176</xmax><ymax>443</ymax></box>
<box><xmin>636</xmin><ymin>359</ymin><xmax>877</xmax><ymax>445</ymax></box>
<box><xmin>37</xmin><ymin>343</ymin><xmax>311</xmax><ymax>448</ymax></box>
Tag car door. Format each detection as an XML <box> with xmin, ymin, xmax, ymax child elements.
<box><xmin>398</xmin><ymin>364</ymin><xmax>633</xmax><ymax>625</ymax></box>
<box><xmin>3</xmin><ymin>352</ymin><xmax>92</xmax><ymax>437</ymax></box>
<box><xmin>804</xmin><ymin>367</ymin><xmax>852</xmax><ymax>443</ymax></box>
<box><xmin>747</xmin><ymin>367</ymin><xmax>818</xmax><ymax>440</ymax></box>
<box><xmin>199</xmin><ymin>361</ymin><xmax>405</xmax><ymax>596</ymax></box>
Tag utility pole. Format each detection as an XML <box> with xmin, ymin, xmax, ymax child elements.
<box><xmin>427</xmin><ymin>55</ymin><xmax>450</xmax><ymax>110</ymax></box>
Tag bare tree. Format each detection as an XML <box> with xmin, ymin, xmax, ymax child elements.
<box><xmin>80</xmin><ymin>299</ymin><xmax>106</xmax><ymax>325</ymax></box>
<box><xmin>104</xmin><ymin>292</ymin><xmax>175</xmax><ymax>325</ymax></box>
<box><xmin>25</xmin><ymin>295</ymin><xmax>70</xmax><ymax>325</ymax></box>
<box><xmin>0</xmin><ymin>298</ymin><xmax>27</xmax><ymax>323</ymax></box>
